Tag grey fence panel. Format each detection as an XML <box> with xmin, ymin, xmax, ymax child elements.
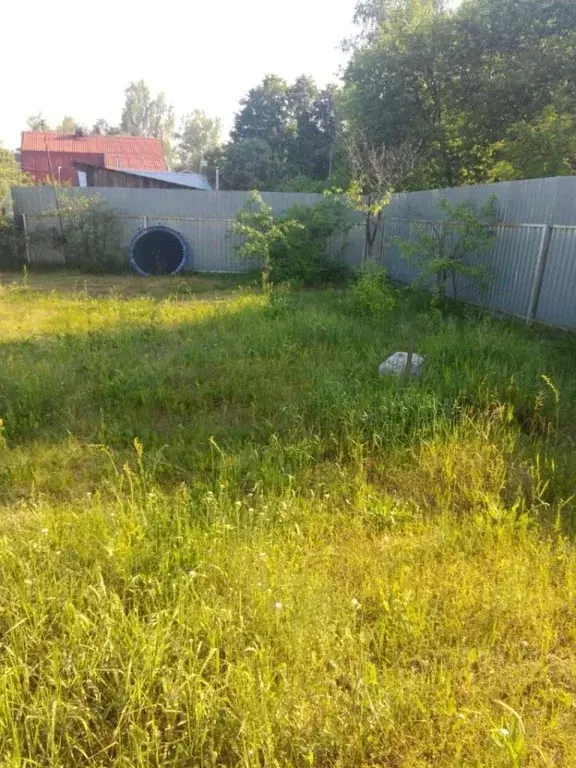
<box><xmin>380</xmin><ymin>218</ymin><xmax>430</xmax><ymax>285</ymax></box>
<box><xmin>26</xmin><ymin>214</ymin><xmax>64</xmax><ymax>264</ymax></box>
<box><xmin>535</xmin><ymin>228</ymin><xmax>576</xmax><ymax>329</ymax></box>
<box><xmin>11</xmin><ymin>188</ymin><xmax>328</xmax><ymax>221</ymax></box>
<box><xmin>15</xmin><ymin>177</ymin><xmax>576</xmax><ymax>225</ymax></box>
<box><xmin>457</xmin><ymin>225</ymin><xmax>542</xmax><ymax>317</ymax></box>
<box><xmin>144</xmin><ymin>217</ymin><xmax>253</xmax><ymax>273</ymax></box>
<box><xmin>117</xmin><ymin>216</ymin><xmax>145</xmax><ymax>253</ymax></box>
<box><xmin>336</xmin><ymin>224</ymin><xmax>365</xmax><ymax>269</ymax></box>
<box><xmin>385</xmin><ymin>177</ymin><xmax>576</xmax><ymax>225</ymax></box>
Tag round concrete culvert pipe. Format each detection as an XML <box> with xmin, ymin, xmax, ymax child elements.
<box><xmin>129</xmin><ymin>225</ymin><xmax>190</xmax><ymax>276</ymax></box>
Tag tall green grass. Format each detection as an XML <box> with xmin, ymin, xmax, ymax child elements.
<box><xmin>0</xmin><ymin>273</ymin><xmax>575</xmax><ymax>766</ymax></box>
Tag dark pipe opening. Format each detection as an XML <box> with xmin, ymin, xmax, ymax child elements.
<box><xmin>130</xmin><ymin>226</ymin><xmax>189</xmax><ymax>276</ymax></box>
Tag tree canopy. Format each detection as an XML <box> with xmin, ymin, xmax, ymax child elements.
<box><xmin>343</xmin><ymin>0</ymin><xmax>576</xmax><ymax>188</ymax></box>
<box><xmin>217</xmin><ymin>75</ymin><xmax>341</xmax><ymax>190</ymax></box>
<box><xmin>176</xmin><ymin>110</ymin><xmax>222</xmax><ymax>174</ymax></box>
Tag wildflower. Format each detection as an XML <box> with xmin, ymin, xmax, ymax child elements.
<box><xmin>188</xmin><ymin>570</ymin><xmax>198</xmax><ymax>579</ymax></box>
<box><xmin>40</xmin><ymin>528</ymin><xmax>48</xmax><ymax>536</ymax></box>
<box><xmin>351</xmin><ymin>597</ymin><xmax>361</xmax><ymax>609</ymax></box>
<box><xmin>498</xmin><ymin>728</ymin><xmax>510</xmax><ymax>738</ymax></box>
<box><xmin>274</xmin><ymin>601</ymin><xmax>283</xmax><ymax>610</ymax></box>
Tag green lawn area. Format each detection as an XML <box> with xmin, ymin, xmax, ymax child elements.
<box><xmin>1</xmin><ymin>272</ymin><xmax>576</xmax><ymax>767</ymax></box>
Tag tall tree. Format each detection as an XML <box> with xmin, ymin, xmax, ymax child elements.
<box><xmin>219</xmin><ymin>138</ymin><xmax>285</xmax><ymax>190</ymax></box>
<box><xmin>26</xmin><ymin>114</ymin><xmax>51</xmax><ymax>131</ymax></box>
<box><xmin>176</xmin><ymin>110</ymin><xmax>222</xmax><ymax>173</ymax></box>
<box><xmin>231</xmin><ymin>75</ymin><xmax>292</xmax><ymax>156</ymax></box>
<box><xmin>345</xmin><ymin>0</ymin><xmax>458</xmax><ymax>189</ymax></box>
<box><xmin>221</xmin><ymin>75</ymin><xmax>344</xmax><ymax>190</ymax></box>
<box><xmin>344</xmin><ymin>0</ymin><xmax>576</xmax><ymax>187</ymax></box>
<box><xmin>55</xmin><ymin>116</ymin><xmax>80</xmax><ymax>133</ymax></box>
<box><xmin>487</xmin><ymin>108</ymin><xmax>576</xmax><ymax>181</ymax></box>
<box><xmin>286</xmin><ymin>76</ymin><xmax>339</xmax><ymax>180</ymax></box>
<box><xmin>120</xmin><ymin>80</ymin><xmax>175</xmax><ymax>162</ymax></box>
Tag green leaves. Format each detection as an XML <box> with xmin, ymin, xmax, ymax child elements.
<box><xmin>344</xmin><ymin>0</ymin><xmax>576</xmax><ymax>186</ymax></box>
<box><xmin>233</xmin><ymin>192</ymin><xmax>353</xmax><ymax>286</ymax></box>
<box><xmin>397</xmin><ymin>196</ymin><xmax>498</xmax><ymax>300</ymax></box>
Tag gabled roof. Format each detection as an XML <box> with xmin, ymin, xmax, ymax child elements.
<box><xmin>21</xmin><ymin>132</ymin><xmax>167</xmax><ymax>172</ymax></box>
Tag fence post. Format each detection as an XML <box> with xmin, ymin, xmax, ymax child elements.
<box><xmin>21</xmin><ymin>213</ymin><xmax>31</xmax><ymax>265</ymax></box>
<box><xmin>526</xmin><ymin>224</ymin><xmax>552</xmax><ymax>325</ymax></box>
<box><xmin>378</xmin><ymin>216</ymin><xmax>387</xmax><ymax>267</ymax></box>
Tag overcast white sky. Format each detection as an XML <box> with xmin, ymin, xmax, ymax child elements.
<box><xmin>2</xmin><ymin>0</ymin><xmax>357</xmax><ymax>149</ymax></box>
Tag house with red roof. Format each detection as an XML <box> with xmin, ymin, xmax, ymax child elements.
<box><xmin>21</xmin><ymin>131</ymin><xmax>167</xmax><ymax>186</ymax></box>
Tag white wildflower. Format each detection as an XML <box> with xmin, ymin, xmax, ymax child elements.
<box><xmin>274</xmin><ymin>601</ymin><xmax>283</xmax><ymax>610</ymax></box>
<box><xmin>351</xmin><ymin>597</ymin><xmax>361</xmax><ymax>609</ymax></box>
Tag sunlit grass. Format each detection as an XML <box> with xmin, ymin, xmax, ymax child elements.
<box><xmin>0</xmin><ymin>272</ymin><xmax>575</xmax><ymax>766</ymax></box>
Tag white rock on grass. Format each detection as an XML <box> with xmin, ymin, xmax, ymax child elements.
<box><xmin>379</xmin><ymin>352</ymin><xmax>426</xmax><ymax>377</ymax></box>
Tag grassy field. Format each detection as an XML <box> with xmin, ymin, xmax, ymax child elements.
<box><xmin>1</xmin><ymin>271</ymin><xmax>576</xmax><ymax>767</ymax></box>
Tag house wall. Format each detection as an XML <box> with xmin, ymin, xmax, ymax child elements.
<box><xmin>21</xmin><ymin>151</ymin><xmax>104</xmax><ymax>186</ymax></box>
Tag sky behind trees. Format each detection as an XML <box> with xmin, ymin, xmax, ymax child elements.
<box><xmin>1</xmin><ymin>0</ymin><xmax>355</xmax><ymax>148</ymax></box>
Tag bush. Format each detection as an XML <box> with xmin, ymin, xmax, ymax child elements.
<box><xmin>350</xmin><ymin>260</ymin><xmax>396</xmax><ymax>317</ymax></box>
<box><xmin>0</xmin><ymin>223</ymin><xmax>26</xmax><ymax>270</ymax></box>
<box><xmin>44</xmin><ymin>194</ymin><xmax>126</xmax><ymax>273</ymax></box>
<box><xmin>233</xmin><ymin>192</ymin><xmax>353</xmax><ymax>287</ymax></box>
<box><xmin>396</xmin><ymin>196</ymin><xmax>498</xmax><ymax>301</ymax></box>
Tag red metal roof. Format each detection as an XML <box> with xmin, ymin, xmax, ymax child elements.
<box><xmin>21</xmin><ymin>132</ymin><xmax>167</xmax><ymax>172</ymax></box>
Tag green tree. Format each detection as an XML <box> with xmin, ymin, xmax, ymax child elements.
<box><xmin>488</xmin><ymin>108</ymin><xmax>576</xmax><ymax>181</ymax></box>
<box><xmin>231</xmin><ymin>75</ymin><xmax>292</xmax><ymax>157</ymax></box>
<box><xmin>26</xmin><ymin>113</ymin><xmax>51</xmax><ymax>131</ymax></box>
<box><xmin>91</xmin><ymin>119</ymin><xmax>123</xmax><ymax>136</ymax></box>
<box><xmin>344</xmin><ymin>0</ymin><xmax>576</xmax><ymax>187</ymax></box>
<box><xmin>345</xmin><ymin>0</ymin><xmax>458</xmax><ymax>188</ymax></box>
<box><xmin>0</xmin><ymin>146</ymin><xmax>29</xmax><ymax>224</ymax></box>
<box><xmin>176</xmin><ymin>110</ymin><xmax>222</xmax><ymax>173</ymax></box>
<box><xmin>55</xmin><ymin>116</ymin><xmax>80</xmax><ymax>133</ymax></box>
<box><xmin>120</xmin><ymin>80</ymin><xmax>175</xmax><ymax>162</ymax></box>
<box><xmin>219</xmin><ymin>138</ymin><xmax>284</xmax><ymax>190</ymax></box>
<box><xmin>287</xmin><ymin>79</ymin><xmax>340</xmax><ymax>181</ymax></box>
<box><xmin>225</xmin><ymin>75</ymin><xmax>291</xmax><ymax>188</ymax></box>
<box><xmin>222</xmin><ymin>75</ymin><xmax>345</xmax><ymax>189</ymax></box>
<box><xmin>397</xmin><ymin>197</ymin><xmax>498</xmax><ymax>300</ymax></box>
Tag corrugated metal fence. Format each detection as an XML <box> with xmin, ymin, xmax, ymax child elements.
<box><xmin>11</xmin><ymin>182</ymin><xmax>576</xmax><ymax>331</ymax></box>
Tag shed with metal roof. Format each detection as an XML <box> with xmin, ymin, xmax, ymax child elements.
<box><xmin>72</xmin><ymin>163</ymin><xmax>211</xmax><ymax>191</ymax></box>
